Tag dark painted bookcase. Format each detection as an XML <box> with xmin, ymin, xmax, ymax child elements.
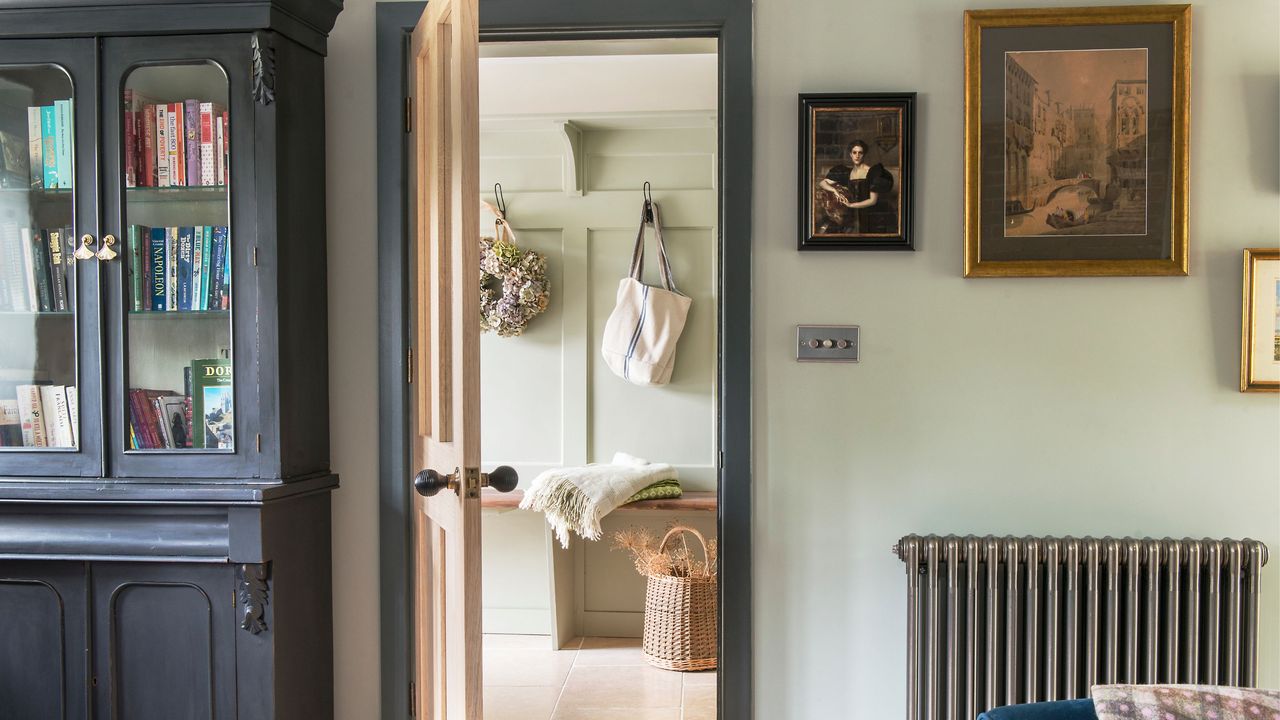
<box><xmin>0</xmin><ymin>2</ymin><xmax>342</xmax><ymax>718</ymax></box>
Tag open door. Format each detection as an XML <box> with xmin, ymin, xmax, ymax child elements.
<box><xmin>407</xmin><ymin>0</ymin><xmax>516</xmax><ymax>716</ymax></box>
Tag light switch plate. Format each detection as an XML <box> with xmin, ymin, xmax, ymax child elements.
<box><xmin>796</xmin><ymin>325</ymin><xmax>860</xmax><ymax>362</ymax></box>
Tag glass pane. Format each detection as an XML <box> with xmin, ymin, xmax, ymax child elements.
<box><xmin>122</xmin><ymin>62</ymin><xmax>233</xmax><ymax>452</ymax></box>
<box><xmin>0</xmin><ymin>65</ymin><xmax>78</xmax><ymax>450</ymax></box>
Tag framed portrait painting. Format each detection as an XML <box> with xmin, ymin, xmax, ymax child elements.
<box><xmin>798</xmin><ymin>93</ymin><xmax>915</xmax><ymax>251</ymax></box>
<box><xmin>963</xmin><ymin>5</ymin><xmax>1190</xmax><ymax>277</ymax></box>
<box><xmin>1241</xmin><ymin>248</ymin><xmax>1280</xmax><ymax>393</ymax></box>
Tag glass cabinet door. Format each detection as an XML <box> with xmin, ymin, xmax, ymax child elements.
<box><xmin>0</xmin><ymin>39</ymin><xmax>100</xmax><ymax>477</ymax></box>
<box><xmin>102</xmin><ymin>36</ymin><xmax>257</xmax><ymax>478</ymax></box>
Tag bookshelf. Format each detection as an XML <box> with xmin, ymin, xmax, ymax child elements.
<box><xmin>0</xmin><ymin>2</ymin><xmax>342</xmax><ymax>718</ymax></box>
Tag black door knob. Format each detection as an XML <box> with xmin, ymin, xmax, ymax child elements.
<box><xmin>413</xmin><ymin>468</ymin><xmax>451</xmax><ymax>497</ymax></box>
<box><xmin>485</xmin><ymin>465</ymin><xmax>519</xmax><ymax>493</ymax></box>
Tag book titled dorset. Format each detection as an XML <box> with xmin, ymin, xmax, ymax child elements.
<box><xmin>191</xmin><ymin>358</ymin><xmax>232</xmax><ymax>450</ymax></box>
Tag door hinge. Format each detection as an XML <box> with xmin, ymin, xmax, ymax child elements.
<box><xmin>256</xmin><ymin>433</ymin><xmax>262</xmax><ymax>452</ymax></box>
<box><xmin>718</xmin><ymin>450</ymin><xmax>724</xmax><ymax>469</ymax></box>
<box><xmin>252</xmin><ymin>246</ymin><xmax>259</xmax><ymax>266</ymax></box>
<box><xmin>404</xmin><ymin>96</ymin><xmax>413</xmax><ymax>133</ymax></box>
<box><xmin>408</xmin><ymin>680</ymin><xmax>416</xmax><ymax>716</ymax></box>
<box><xmin>407</xmin><ymin>345</ymin><xmax>414</xmax><ymax>384</ymax></box>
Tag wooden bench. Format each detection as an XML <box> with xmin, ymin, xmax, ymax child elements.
<box><xmin>481</xmin><ymin>487</ymin><xmax>716</xmax><ymax>647</ymax></box>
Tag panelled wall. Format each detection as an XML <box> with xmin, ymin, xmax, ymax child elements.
<box><xmin>478</xmin><ymin>121</ymin><xmax>718</xmax><ymax>636</ymax></box>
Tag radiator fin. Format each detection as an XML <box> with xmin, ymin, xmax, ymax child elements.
<box><xmin>895</xmin><ymin>535</ymin><xmax>1269</xmax><ymax>720</ymax></box>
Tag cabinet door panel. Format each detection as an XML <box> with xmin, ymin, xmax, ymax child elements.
<box><xmin>0</xmin><ymin>38</ymin><xmax>102</xmax><ymax>478</ymax></box>
<box><xmin>100</xmin><ymin>34</ymin><xmax>258</xmax><ymax>478</ymax></box>
<box><xmin>91</xmin><ymin>562</ymin><xmax>236</xmax><ymax>720</ymax></box>
<box><xmin>0</xmin><ymin>561</ymin><xmax>89</xmax><ymax>720</ymax></box>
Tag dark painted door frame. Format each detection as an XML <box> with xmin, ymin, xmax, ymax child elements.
<box><xmin>375</xmin><ymin>1</ymin><xmax>753</xmax><ymax>718</ymax></box>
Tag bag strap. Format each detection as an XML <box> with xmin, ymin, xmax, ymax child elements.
<box><xmin>627</xmin><ymin>199</ymin><xmax>680</xmax><ymax>293</ymax></box>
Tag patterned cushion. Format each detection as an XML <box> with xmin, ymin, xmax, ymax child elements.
<box><xmin>1091</xmin><ymin>685</ymin><xmax>1280</xmax><ymax>720</ymax></box>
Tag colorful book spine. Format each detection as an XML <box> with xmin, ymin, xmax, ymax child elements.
<box><xmin>124</xmin><ymin>90</ymin><xmax>136</xmax><ymax>188</ymax></box>
<box><xmin>215</xmin><ymin>116</ymin><xmax>225</xmax><ymax>186</ymax></box>
<box><xmin>16</xmin><ymin>384</ymin><xmax>47</xmax><ymax>447</ymax></box>
<box><xmin>166</xmin><ymin>226</ymin><xmax>178</xmax><ymax>311</ymax></box>
<box><xmin>54</xmin><ymin>99</ymin><xmax>72</xmax><ymax>189</ymax></box>
<box><xmin>155</xmin><ymin>104</ymin><xmax>168</xmax><ymax>187</ymax></box>
<box><xmin>46</xmin><ymin>228</ymin><xmax>67</xmax><ymax>312</ymax></box>
<box><xmin>199</xmin><ymin>103</ymin><xmax>216</xmax><ymax>186</ymax></box>
<box><xmin>190</xmin><ymin>225</ymin><xmax>204</xmax><ymax>311</ymax></box>
<box><xmin>191</xmin><ymin>358</ymin><xmax>232</xmax><ymax>449</ymax></box>
<box><xmin>149</xmin><ymin>227</ymin><xmax>166</xmax><ymax>311</ymax></box>
<box><xmin>207</xmin><ymin>226</ymin><xmax>225</xmax><ymax>311</ymax></box>
<box><xmin>27</xmin><ymin>107</ymin><xmax>42</xmax><ymax>190</ymax></box>
<box><xmin>177</xmin><ymin>226</ymin><xmax>193</xmax><ymax>311</ymax></box>
<box><xmin>128</xmin><ymin>225</ymin><xmax>145</xmax><ymax>312</ymax></box>
<box><xmin>41</xmin><ymin>106</ymin><xmax>57</xmax><ymax>189</ymax></box>
<box><xmin>184</xmin><ymin>99</ymin><xmax>200</xmax><ymax>187</ymax></box>
<box><xmin>199</xmin><ymin>227</ymin><xmax>212</xmax><ymax>311</ymax></box>
<box><xmin>168</xmin><ymin>103</ymin><xmax>183</xmax><ymax>186</ymax></box>
<box><xmin>143</xmin><ymin>104</ymin><xmax>156</xmax><ymax>187</ymax></box>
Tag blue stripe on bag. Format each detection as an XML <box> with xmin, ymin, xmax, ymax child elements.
<box><xmin>624</xmin><ymin>284</ymin><xmax>649</xmax><ymax>381</ymax></box>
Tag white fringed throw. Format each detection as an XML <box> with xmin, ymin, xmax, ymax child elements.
<box><xmin>520</xmin><ymin>452</ymin><xmax>678</xmax><ymax>548</ymax></box>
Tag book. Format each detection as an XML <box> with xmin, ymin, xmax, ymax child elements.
<box><xmin>54</xmin><ymin>99</ymin><xmax>71</xmax><ymax>189</ymax></box>
<box><xmin>29</xmin><ymin>226</ymin><xmax>52</xmax><ymax>311</ymax></box>
<box><xmin>124</xmin><ymin>90</ymin><xmax>137</xmax><ymax>188</ymax></box>
<box><xmin>168</xmin><ymin>102</ymin><xmax>182</xmax><ymax>186</ymax></box>
<box><xmin>177</xmin><ymin>226</ymin><xmax>193</xmax><ymax>311</ymax></box>
<box><xmin>40</xmin><ymin>384</ymin><xmax>72</xmax><ymax>447</ymax></box>
<box><xmin>199</xmin><ymin>226</ymin><xmax>212</xmax><ymax>310</ymax></box>
<box><xmin>207</xmin><ymin>225</ymin><xmax>225</xmax><ymax>311</ymax></box>
<box><xmin>26</xmin><ymin>106</ymin><xmax>41</xmax><ymax>189</ymax></box>
<box><xmin>166</xmin><ymin>226</ymin><xmax>178</xmax><ymax>311</ymax></box>
<box><xmin>190</xmin><ymin>358</ymin><xmax>232</xmax><ymax>449</ymax></box>
<box><xmin>0</xmin><ymin>398</ymin><xmax>21</xmax><ymax>446</ymax></box>
<box><xmin>0</xmin><ymin>129</ymin><xmax>27</xmax><ymax>188</ymax></box>
<box><xmin>215</xmin><ymin>115</ymin><xmax>225</xmax><ymax>186</ymax></box>
<box><xmin>18</xmin><ymin>227</ymin><xmax>37</xmax><ymax>311</ymax></box>
<box><xmin>40</xmin><ymin>105</ymin><xmax>56</xmax><ymax>188</ymax></box>
<box><xmin>15</xmin><ymin>384</ymin><xmax>46</xmax><ymax>447</ymax></box>
<box><xmin>149</xmin><ymin>226</ymin><xmax>166</xmax><ymax>310</ymax></box>
<box><xmin>0</xmin><ymin>224</ymin><xmax>25</xmax><ymax>311</ymax></box>
<box><xmin>156</xmin><ymin>104</ymin><xmax>168</xmax><ymax>187</ymax></box>
<box><xmin>46</xmin><ymin>228</ymin><xmax>68</xmax><ymax>312</ymax></box>
<box><xmin>184</xmin><ymin>99</ymin><xmax>200</xmax><ymax>187</ymax></box>
<box><xmin>143</xmin><ymin>103</ymin><xmax>157</xmax><ymax>187</ymax></box>
<box><xmin>157</xmin><ymin>394</ymin><xmax>189</xmax><ymax>449</ymax></box>
<box><xmin>127</xmin><ymin>224</ymin><xmax>145</xmax><ymax>311</ymax></box>
<box><xmin>65</xmin><ymin>385</ymin><xmax>77</xmax><ymax>448</ymax></box>
<box><xmin>190</xmin><ymin>225</ymin><xmax>204</xmax><ymax>311</ymax></box>
<box><xmin>221</xmin><ymin>111</ymin><xmax>229</xmax><ymax>186</ymax></box>
<box><xmin>198</xmin><ymin>103</ymin><xmax>216</xmax><ymax>186</ymax></box>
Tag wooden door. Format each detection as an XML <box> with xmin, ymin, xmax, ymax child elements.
<box><xmin>408</xmin><ymin>0</ymin><xmax>483</xmax><ymax>717</ymax></box>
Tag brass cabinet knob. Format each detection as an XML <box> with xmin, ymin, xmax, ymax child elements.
<box><xmin>96</xmin><ymin>233</ymin><xmax>118</xmax><ymax>261</ymax></box>
<box><xmin>73</xmin><ymin>234</ymin><xmax>96</xmax><ymax>261</ymax></box>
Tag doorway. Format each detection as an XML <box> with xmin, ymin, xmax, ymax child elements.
<box><xmin>374</xmin><ymin>3</ymin><xmax>752</xmax><ymax>718</ymax></box>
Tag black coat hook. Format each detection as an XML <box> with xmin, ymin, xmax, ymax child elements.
<box><xmin>494</xmin><ymin>182</ymin><xmax>507</xmax><ymax>217</ymax></box>
<box><xmin>642</xmin><ymin>181</ymin><xmax>653</xmax><ymax>223</ymax></box>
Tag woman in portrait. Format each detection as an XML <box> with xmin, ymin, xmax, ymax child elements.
<box><xmin>817</xmin><ymin>139</ymin><xmax>895</xmax><ymax>234</ymax></box>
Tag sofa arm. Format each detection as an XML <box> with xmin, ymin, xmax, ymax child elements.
<box><xmin>977</xmin><ymin>698</ymin><xmax>1098</xmax><ymax>720</ymax></box>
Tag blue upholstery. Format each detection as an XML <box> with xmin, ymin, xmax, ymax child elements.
<box><xmin>976</xmin><ymin>698</ymin><xmax>1098</xmax><ymax>720</ymax></box>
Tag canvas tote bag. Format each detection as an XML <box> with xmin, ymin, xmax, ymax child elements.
<box><xmin>601</xmin><ymin>200</ymin><xmax>692</xmax><ymax>386</ymax></box>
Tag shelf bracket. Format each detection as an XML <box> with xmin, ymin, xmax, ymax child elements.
<box><xmin>557</xmin><ymin>120</ymin><xmax>584</xmax><ymax>197</ymax></box>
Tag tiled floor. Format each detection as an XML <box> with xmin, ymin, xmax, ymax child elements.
<box><xmin>484</xmin><ymin>634</ymin><xmax>716</xmax><ymax>720</ymax></box>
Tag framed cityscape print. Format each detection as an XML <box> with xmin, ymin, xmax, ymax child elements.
<box><xmin>963</xmin><ymin>5</ymin><xmax>1190</xmax><ymax>277</ymax></box>
<box><xmin>799</xmin><ymin>92</ymin><xmax>915</xmax><ymax>251</ymax></box>
<box><xmin>1241</xmin><ymin>248</ymin><xmax>1280</xmax><ymax>393</ymax></box>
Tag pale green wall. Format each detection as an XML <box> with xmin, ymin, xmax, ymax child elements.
<box><xmin>752</xmin><ymin>0</ymin><xmax>1280</xmax><ymax>717</ymax></box>
<box><xmin>478</xmin><ymin>124</ymin><xmax>719</xmax><ymax>636</ymax></box>
<box><xmin>324</xmin><ymin>0</ymin><xmax>1280</xmax><ymax>718</ymax></box>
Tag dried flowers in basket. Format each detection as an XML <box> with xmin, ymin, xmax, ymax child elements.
<box><xmin>479</xmin><ymin>201</ymin><xmax>549</xmax><ymax>337</ymax></box>
<box><xmin>612</xmin><ymin>525</ymin><xmax>718</xmax><ymax>671</ymax></box>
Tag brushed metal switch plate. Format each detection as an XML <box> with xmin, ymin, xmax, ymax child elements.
<box><xmin>796</xmin><ymin>325</ymin><xmax>860</xmax><ymax>362</ymax></box>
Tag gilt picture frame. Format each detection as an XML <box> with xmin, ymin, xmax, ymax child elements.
<box><xmin>1241</xmin><ymin>248</ymin><xmax>1280</xmax><ymax>393</ymax></box>
<box><xmin>963</xmin><ymin>5</ymin><xmax>1190</xmax><ymax>277</ymax></box>
<box><xmin>798</xmin><ymin>92</ymin><xmax>915</xmax><ymax>251</ymax></box>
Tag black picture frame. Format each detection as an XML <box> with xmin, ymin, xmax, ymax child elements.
<box><xmin>798</xmin><ymin>92</ymin><xmax>915</xmax><ymax>251</ymax></box>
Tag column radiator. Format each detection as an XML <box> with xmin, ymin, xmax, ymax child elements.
<box><xmin>893</xmin><ymin>535</ymin><xmax>1269</xmax><ymax>720</ymax></box>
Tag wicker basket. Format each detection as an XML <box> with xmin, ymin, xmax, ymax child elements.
<box><xmin>641</xmin><ymin>526</ymin><xmax>718</xmax><ymax>671</ymax></box>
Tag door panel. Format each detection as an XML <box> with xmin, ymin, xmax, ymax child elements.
<box><xmin>99</xmin><ymin>34</ymin><xmax>258</xmax><ymax>479</ymax></box>
<box><xmin>0</xmin><ymin>38</ymin><xmax>101</xmax><ymax>477</ymax></box>
<box><xmin>0</xmin><ymin>561</ymin><xmax>89</xmax><ymax>720</ymax></box>
<box><xmin>91</xmin><ymin>563</ymin><xmax>236</xmax><ymax>720</ymax></box>
<box><xmin>409</xmin><ymin>0</ymin><xmax>482</xmax><ymax>717</ymax></box>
